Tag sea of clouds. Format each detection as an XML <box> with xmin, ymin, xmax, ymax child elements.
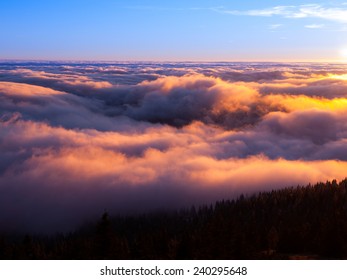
<box><xmin>1</xmin><ymin>61</ymin><xmax>347</xmax><ymax>233</ymax></box>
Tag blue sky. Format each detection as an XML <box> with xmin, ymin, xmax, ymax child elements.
<box><xmin>1</xmin><ymin>0</ymin><xmax>347</xmax><ymax>61</ymax></box>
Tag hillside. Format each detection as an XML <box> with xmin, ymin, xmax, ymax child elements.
<box><xmin>1</xmin><ymin>179</ymin><xmax>347</xmax><ymax>259</ymax></box>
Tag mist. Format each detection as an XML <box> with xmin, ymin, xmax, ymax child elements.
<box><xmin>1</xmin><ymin>62</ymin><xmax>347</xmax><ymax>233</ymax></box>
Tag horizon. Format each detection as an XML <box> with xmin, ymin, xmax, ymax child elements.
<box><xmin>2</xmin><ymin>59</ymin><xmax>347</xmax><ymax>64</ymax></box>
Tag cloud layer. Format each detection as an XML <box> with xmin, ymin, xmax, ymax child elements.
<box><xmin>1</xmin><ymin>62</ymin><xmax>347</xmax><ymax>233</ymax></box>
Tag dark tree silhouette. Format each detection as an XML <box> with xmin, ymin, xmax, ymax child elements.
<box><xmin>2</xmin><ymin>178</ymin><xmax>347</xmax><ymax>259</ymax></box>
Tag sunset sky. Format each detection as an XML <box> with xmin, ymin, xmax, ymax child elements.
<box><xmin>2</xmin><ymin>0</ymin><xmax>347</xmax><ymax>61</ymax></box>
<box><xmin>2</xmin><ymin>1</ymin><xmax>347</xmax><ymax>234</ymax></box>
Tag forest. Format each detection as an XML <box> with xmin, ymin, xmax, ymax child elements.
<box><xmin>1</xmin><ymin>179</ymin><xmax>347</xmax><ymax>260</ymax></box>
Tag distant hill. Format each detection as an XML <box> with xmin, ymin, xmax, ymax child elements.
<box><xmin>1</xmin><ymin>178</ymin><xmax>347</xmax><ymax>259</ymax></box>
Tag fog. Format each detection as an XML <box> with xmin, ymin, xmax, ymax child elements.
<box><xmin>1</xmin><ymin>62</ymin><xmax>347</xmax><ymax>233</ymax></box>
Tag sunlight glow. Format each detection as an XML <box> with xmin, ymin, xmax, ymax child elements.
<box><xmin>328</xmin><ymin>73</ymin><xmax>347</xmax><ymax>80</ymax></box>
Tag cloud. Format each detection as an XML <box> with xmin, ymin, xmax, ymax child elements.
<box><xmin>305</xmin><ymin>24</ymin><xmax>325</xmax><ymax>29</ymax></box>
<box><xmin>220</xmin><ymin>5</ymin><xmax>292</xmax><ymax>17</ymax></box>
<box><xmin>259</xmin><ymin>109</ymin><xmax>340</xmax><ymax>144</ymax></box>
<box><xmin>118</xmin><ymin>74</ymin><xmax>263</xmax><ymax>128</ymax></box>
<box><xmin>1</xmin><ymin>117</ymin><xmax>347</xmax><ymax>233</ymax></box>
<box><xmin>0</xmin><ymin>81</ymin><xmax>64</xmax><ymax>97</ymax></box>
<box><xmin>1</xmin><ymin>62</ymin><xmax>347</xmax><ymax>233</ymax></box>
<box><xmin>269</xmin><ymin>24</ymin><xmax>283</xmax><ymax>30</ymax></box>
<box><xmin>217</xmin><ymin>4</ymin><xmax>347</xmax><ymax>23</ymax></box>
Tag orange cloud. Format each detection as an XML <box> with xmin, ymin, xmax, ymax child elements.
<box><xmin>0</xmin><ymin>82</ymin><xmax>64</xmax><ymax>96</ymax></box>
<box><xmin>2</xmin><ymin>63</ymin><xmax>347</xmax><ymax>233</ymax></box>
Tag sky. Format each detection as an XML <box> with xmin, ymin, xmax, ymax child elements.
<box><xmin>2</xmin><ymin>0</ymin><xmax>347</xmax><ymax>61</ymax></box>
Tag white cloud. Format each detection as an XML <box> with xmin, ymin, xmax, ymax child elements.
<box><xmin>305</xmin><ymin>24</ymin><xmax>325</xmax><ymax>29</ymax></box>
<box><xmin>220</xmin><ymin>6</ymin><xmax>292</xmax><ymax>17</ymax></box>
<box><xmin>269</xmin><ymin>24</ymin><xmax>283</xmax><ymax>30</ymax></box>
<box><xmin>217</xmin><ymin>4</ymin><xmax>347</xmax><ymax>23</ymax></box>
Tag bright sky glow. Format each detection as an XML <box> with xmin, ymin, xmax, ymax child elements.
<box><xmin>1</xmin><ymin>0</ymin><xmax>347</xmax><ymax>61</ymax></box>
